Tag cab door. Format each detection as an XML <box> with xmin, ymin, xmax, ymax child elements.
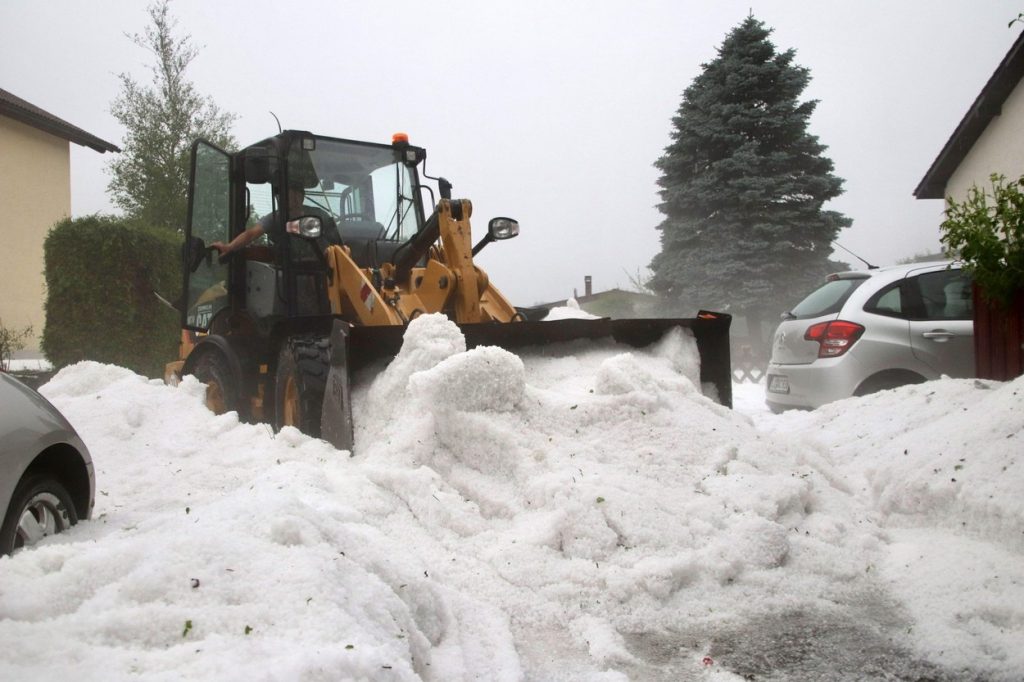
<box><xmin>183</xmin><ymin>140</ymin><xmax>232</xmax><ymax>332</ymax></box>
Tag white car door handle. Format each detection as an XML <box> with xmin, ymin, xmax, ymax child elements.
<box><xmin>922</xmin><ymin>330</ymin><xmax>956</xmax><ymax>341</ymax></box>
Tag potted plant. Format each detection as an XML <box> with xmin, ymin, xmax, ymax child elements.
<box><xmin>940</xmin><ymin>173</ymin><xmax>1024</xmax><ymax>380</ymax></box>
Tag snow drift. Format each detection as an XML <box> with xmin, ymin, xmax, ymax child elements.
<box><xmin>1</xmin><ymin>314</ymin><xmax>1021</xmax><ymax>681</ymax></box>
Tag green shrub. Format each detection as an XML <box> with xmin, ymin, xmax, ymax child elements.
<box><xmin>941</xmin><ymin>174</ymin><xmax>1024</xmax><ymax>308</ymax></box>
<box><xmin>41</xmin><ymin>214</ymin><xmax>182</xmax><ymax>378</ymax></box>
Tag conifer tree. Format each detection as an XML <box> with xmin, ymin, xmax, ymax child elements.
<box><xmin>649</xmin><ymin>15</ymin><xmax>850</xmax><ymax>349</ymax></box>
<box><xmin>108</xmin><ymin>0</ymin><xmax>235</xmax><ymax>231</ymax></box>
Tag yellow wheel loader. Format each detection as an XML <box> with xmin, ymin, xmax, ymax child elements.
<box><xmin>166</xmin><ymin>131</ymin><xmax>732</xmax><ymax>450</ymax></box>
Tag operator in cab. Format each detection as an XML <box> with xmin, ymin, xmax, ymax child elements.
<box><xmin>211</xmin><ymin>180</ymin><xmax>340</xmax><ymax>257</ymax></box>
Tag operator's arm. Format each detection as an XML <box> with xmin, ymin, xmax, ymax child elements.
<box><xmin>211</xmin><ymin>224</ymin><xmax>265</xmax><ymax>256</ymax></box>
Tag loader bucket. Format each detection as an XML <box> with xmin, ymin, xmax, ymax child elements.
<box><xmin>320</xmin><ymin>313</ymin><xmax>732</xmax><ymax>452</ymax></box>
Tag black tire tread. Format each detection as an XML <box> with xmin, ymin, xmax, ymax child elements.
<box><xmin>191</xmin><ymin>348</ymin><xmax>241</xmax><ymax>416</ymax></box>
<box><xmin>276</xmin><ymin>335</ymin><xmax>330</xmax><ymax>437</ymax></box>
<box><xmin>0</xmin><ymin>474</ymin><xmax>78</xmax><ymax>555</ymax></box>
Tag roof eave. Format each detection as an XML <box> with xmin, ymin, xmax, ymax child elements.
<box><xmin>0</xmin><ymin>89</ymin><xmax>120</xmax><ymax>154</ymax></box>
<box><xmin>1</xmin><ymin>106</ymin><xmax>119</xmax><ymax>153</ymax></box>
<box><xmin>915</xmin><ymin>30</ymin><xmax>1024</xmax><ymax>200</ymax></box>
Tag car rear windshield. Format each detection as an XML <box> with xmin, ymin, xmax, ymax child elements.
<box><xmin>789</xmin><ymin>277</ymin><xmax>867</xmax><ymax>319</ymax></box>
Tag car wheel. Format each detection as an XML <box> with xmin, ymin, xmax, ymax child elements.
<box><xmin>275</xmin><ymin>335</ymin><xmax>329</xmax><ymax>437</ymax></box>
<box><xmin>192</xmin><ymin>349</ymin><xmax>240</xmax><ymax>416</ymax></box>
<box><xmin>0</xmin><ymin>474</ymin><xmax>79</xmax><ymax>556</ymax></box>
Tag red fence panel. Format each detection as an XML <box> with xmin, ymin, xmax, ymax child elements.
<box><xmin>973</xmin><ymin>285</ymin><xmax>1024</xmax><ymax>381</ymax></box>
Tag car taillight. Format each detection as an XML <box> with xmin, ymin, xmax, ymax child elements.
<box><xmin>804</xmin><ymin>320</ymin><xmax>865</xmax><ymax>358</ymax></box>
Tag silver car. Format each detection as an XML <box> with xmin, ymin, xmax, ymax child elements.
<box><xmin>0</xmin><ymin>371</ymin><xmax>94</xmax><ymax>555</ymax></box>
<box><xmin>766</xmin><ymin>261</ymin><xmax>974</xmax><ymax>411</ymax></box>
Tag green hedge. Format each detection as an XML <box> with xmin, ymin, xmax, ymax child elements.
<box><xmin>41</xmin><ymin>215</ymin><xmax>182</xmax><ymax>378</ymax></box>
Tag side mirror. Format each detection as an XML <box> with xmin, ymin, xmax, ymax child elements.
<box><xmin>286</xmin><ymin>216</ymin><xmax>322</xmax><ymax>239</ymax></box>
<box><xmin>488</xmin><ymin>217</ymin><xmax>519</xmax><ymax>241</ymax></box>
<box><xmin>472</xmin><ymin>217</ymin><xmax>519</xmax><ymax>256</ymax></box>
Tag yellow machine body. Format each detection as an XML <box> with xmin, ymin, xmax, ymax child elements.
<box><xmin>325</xmin><ymin>199</ymin><xmax>517</xmax><ymax>328</ymax></box>
<box><xmin>173</xmin><ymin>131</ymin><xmax>732</xmax><ymax>453</ymax></box>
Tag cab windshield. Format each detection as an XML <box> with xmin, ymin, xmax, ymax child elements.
<box><xmin>290</xmin><ymin>138</ymin><xmax>423</xmax><ymax>243</ymax></box>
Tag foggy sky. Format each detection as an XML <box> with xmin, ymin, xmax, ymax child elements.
<box><xmin>1</xmin><ymin>0</ymin><xmax>1020</xmax><ymax>306</ymax></box>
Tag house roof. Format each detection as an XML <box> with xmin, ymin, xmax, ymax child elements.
<box><xmin>539</xmin><ymin>287</ymin><xmax>659</xmax><ymax>309</ymax></box>
<box><xmin>914</xmin><ymin>30</ymin><xmax>1024</xmax><ymax>199</ymax></box>
<box><xmin>0</xmin><ymin>87</ymin><xmax>119</xmax><ymax>154</ymax></box>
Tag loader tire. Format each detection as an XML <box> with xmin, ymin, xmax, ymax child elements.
<box><xmin>193</xmin><ymin>349</ymin><xmax>240</xmax><ymax>417</ymax></box>
<box><xmin>275</xmin><ymin>335</ymin><xmax>330</xmax><ymax>437</ymax></box>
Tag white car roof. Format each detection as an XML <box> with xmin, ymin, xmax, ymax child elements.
<box><xmin>831</xmin><ymin>260</ymin><xmax>957</xmax><ymax>281</ymax></box>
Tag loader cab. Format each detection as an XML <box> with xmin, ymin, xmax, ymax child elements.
<box><xmin>296</xmin><ymin>134</ymin><xmax>427</xmax><ymax>266</ymax></box>
<box><xmin>182</xmin><ymin>131</ymin><xmax>429</xmax><ymax>333</ymax></box>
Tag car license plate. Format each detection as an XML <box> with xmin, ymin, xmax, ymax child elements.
<box><xmin>767</xmin><ymin>374</ymin><xmax>790</xmax><ymax>394</ymax></box>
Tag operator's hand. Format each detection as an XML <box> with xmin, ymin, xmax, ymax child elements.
<box><xmin>210</xmin><ymin>241</ymin><xmax>230</xmax><ymax>256</ymax></box>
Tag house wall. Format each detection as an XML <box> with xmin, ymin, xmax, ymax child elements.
<box><xmin>0</xmin><ymin>115</ymin><xmax>71</xmax><ymax>355</ymax></box>
<box><xmin>946</xmin><ymin>78</ymin><xmax>1024</xmax><ymax>200</ymax></box>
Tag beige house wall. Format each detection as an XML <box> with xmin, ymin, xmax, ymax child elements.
<box><xmin>0</xmin><ymin>115</ymin><xmax>71</xmax><ymax>355</ymax></box>
<box><xmin>947</xmin><ymin>79</ymin><xmax>1024</xmax><ymax>201</ymax></box>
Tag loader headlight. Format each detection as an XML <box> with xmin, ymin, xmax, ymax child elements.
<box><xmin>286</xmin><ymin>216</ymin><xmax>323</xmax><ymax>239</ymax></box>
<box><xmin>488</xmin><ymin>217</ymin><xmax>519</xmax><ymax>241</ymax></box>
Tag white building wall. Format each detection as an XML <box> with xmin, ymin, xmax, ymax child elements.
<box><xmin>946</xmin><ymin>78</ymin><xmax>1024</xmax><ymax>201</ymax></box>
